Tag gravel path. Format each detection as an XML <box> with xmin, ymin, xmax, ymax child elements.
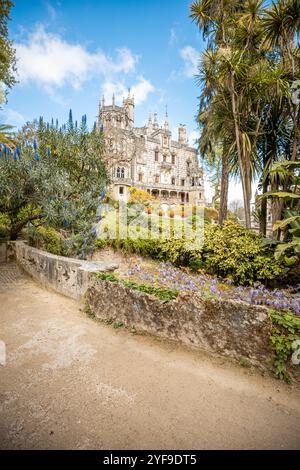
<box><xmin>0</xmin><ymin>263</ymin><xmax>300</xmax><ymax>449</ymax></box>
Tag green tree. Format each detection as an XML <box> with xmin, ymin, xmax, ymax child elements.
<box><xmin>0</xmin><ymin>0</ymin><xmax>16</xmax><ymax>101</ymax></box>
<box><xmin>191</xmin><ymin>0</ymin><xmax>299</xmax><ymax>231</ymax></box>
<box><xmin>0</xmin><ymin>115</ymin><xmax>108</xmax><ymax>257</ymax></box>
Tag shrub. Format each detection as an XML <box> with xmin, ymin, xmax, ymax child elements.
<box><xmin>201</xmin><ymin>221</ymin><xmax>284</xmax><ymax>285</ymax></box>
<box><xmin>95</xmin><ymin>220</ymin><xmax>284</xmax><ymax>286</ymax></box>
<box><xmin>0</xmin><ymin>213</ymin><xmax>10</xmax><ymax>239</ymax></box>
<box><xmin>129</xmin><ymin>187</ymin><xmax>154</xmax><ymax>205</ymax></box>
<box><xmin>204</xmin><ymin>207</ymin><xmax>218</xmax><ymax>221</ymax></box>
<box><xmin>27</xmin><ymin>225</ymin><xmax>62</xmax><ymax>255</ymax></box>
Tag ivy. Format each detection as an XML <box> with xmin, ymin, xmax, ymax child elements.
<box><xmin>269</xmin><ymin>309</ymin><xmax>300</xmax><ymax>381</ymax></box>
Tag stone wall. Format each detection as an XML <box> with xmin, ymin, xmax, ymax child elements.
<box><xmin>87</xmin><ymin>278</ymin><xmax>274</xmax><ymax>369</ymax></box>
<box><xmin>0</xmin><ymin>242</ymin><xmax>7</xmax><ymax>263</ymax></box>
<box><xmin>7</xmin><ymin>241</ymin><xmax>118</xmax><ymax>300</ymax></box>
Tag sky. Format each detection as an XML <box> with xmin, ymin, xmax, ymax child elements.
<box><xmin>1</xmin><ymin>0</ymin><xmax>244</xmax><ymax>203</ymax></box>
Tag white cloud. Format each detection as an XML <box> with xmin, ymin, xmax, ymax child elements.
<box><xmin>15</xmin><ymin>26</ymin><xmax>138</xmax><ymax>90</ymax></box>
<box><xmin>169</xmin><ymin>27</ymin><xmax>178</xmax><ymax>46</ymax></box>
<box><xmin>46</xmin><ymin>1</ymin><xmax>57</xmax><ymax>20</ymax></box>
<box><xmin>131</xmin><ymin>76</ymin><xmax>154</xmax><ymax>105</ymax></box>
<box><xmin>102</xmin><ymin>81</ymin><xmax>127</xmax><ymax>103</ymax></box>
<box><xmin>180</xmin><ymin>46</ymin><xmax>199</xmax><ymax>78</ymax></box>
<box><xmin>102</xmin><ymin>76</ymin><xmax>154</xmax><ymax>106</ymax></box>
<box><xmin>2</xmin><ymin>108</ymin><xmax>26</xmax><ymax>127</ymax></box>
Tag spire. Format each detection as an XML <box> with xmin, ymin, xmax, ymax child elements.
<box><xmin>112</xmin><ymin>93</ymin><xmax>115</xmax><ymax>107</ymax></box>
<box><xmin>164</xmin><ymin>105</ymin><xmax>169</xmax><ymax>130</ymax></box>
<box><xmin>153</xmin><ymin>112</ymin><xmax>159</xmax><ymax>129</ymax></box>
<box><xmin>102</xmin><ymin>95</ymin><xmax>105</xmax><ymax>108</ymax></box>
<box><xmin>148</xmin><ymin>112</ymin><xmax>152</xmax><ymax>125</ymax></box>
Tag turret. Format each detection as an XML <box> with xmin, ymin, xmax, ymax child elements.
<box><xmin>153</xmin><ymin>112</ymin><xmax>159</xmax><ymax>130</ymax></box>
<box><xmin>178</xmin><ymin>124</ymin><xmax>187</xmax><ymax>145</ymax></box>
<box><xmin>147</xmin><ymin>112</ymin><xmax>153</xmax><ymax>133</ymax></box>
<box><xmin>163</xmin><ymin>107</ymin><xmax>169</xmax><ymax>132</ymax></box>
<box><xmin>124</xmin><ymin>89</ymin><xmax>134</xmax><ymax>127</ymax></box>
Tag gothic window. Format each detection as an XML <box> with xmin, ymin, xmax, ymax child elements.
<box><xmin>155</xmin><ymin>150</ymin><xmax>159</xmax><ymax>162</ymax></box>
<box><xmin>172</xmin><ymin>154</ymin><xmax>176</xmax><ymax>164</ymax></box>
<box><xmin>163</xmin><ymin>154</ymin><xmax>167</xmax><ymax>162</ymax></box>
<box><xmin>121</xmin><ymin>167</ymin><xmax>125</xmax><ymax>178</ymax></box>
<box><xmin>138</xmin><ymin>173</ymin><xmax>143</xmax><ymax>182</ymax></box>
<box><xmin>155</xmin><ymin>175</ymin><xmax>160</xmax><ymax>183</ymax></box>
<box><xmin>181</xmin><ymin>179</ymin><xmax>185</xmax><ymax>186</ymax></box>
<box><xmin>163</xmin><ymin>136</ymin><xmax>168</xmax><ymax>146</ymax></box>
<box><xmin>199</xmin><ymin>192</ymin><xmax>202</xmax><ymax>199</ymax></box>
<box><xmin>171</xmin><ymin>177</ymin><xmax>175</xmax><ymax>185</ymax></box>
<box><xmin>191</xmin><ymin>177</ymin><xmax>195</xmax><ymax>186</ymax></box>
<box><xmin>119</xmin><ymin>187</ymin><xmax>124</xmax><ymax>195</ymax></box>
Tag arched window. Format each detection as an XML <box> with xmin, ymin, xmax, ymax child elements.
<box><xmin>120</xmin><ymin>167</ymin><xmax>125</xmax><ymax>178</ymax></box>
<box><xmin>116</xmin><ymin>167</ymin><xmax>121</xmax><ymax>178</ymax></box>
<box><xmin>172</xmin><ymin>154</ymin><xmax>176</xmax><ymax>164</ymax></box>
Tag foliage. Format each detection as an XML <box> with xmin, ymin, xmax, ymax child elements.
<box><xmin>96</xmin><ymin>219</ymin><xmax>285</xmax><ymax>286</ymax></box>
<box><xmin>192</xmin><ymin>0</ymin><xmax>300</xmax><ymax>231</ymax></box>
<box><xmin>269</xmin><ymin>309</ymin><xmax>300</xmax><ymax>381</ymax></box>
<box><xmin>0</xmin><ymin>123</ymin><xmax>14</xmax><ymax>148</ymax></box>
<box><xmin>26</xmin><ymin>225</ymin><xmax>62</xmax><ymax>255</ymax></box>
<box><xmin>0</xmin><ymin>212</ymin><xmax>10</xmax><ymax>238</ymax></box>
<box><xmin>0</xmin><ymin>0</ymin><xmax>17</xmax><ymax>102</ymax></box>
<box><xmin>0</xmin><ymin>114</ymin><xmax>107</xmax><ymax>257</ymax></box>
<box><xmin>95</xmin><ymin>271</ymin><xmax>179</xmax><ymax>302</ymax></box>
<box><xmin>201</xmin><ymin>221</ymin><xmax>284</xmax><ymax>285</ymax></box>
<box><xmin>204</xmin><ymin>206</ymin><xmax>218</xmax><ymax>221</ymax></box>
<box><xmin>128</xmin><ymin>187</ymin><xmax>154</xmax><ymax>205</ymax></box>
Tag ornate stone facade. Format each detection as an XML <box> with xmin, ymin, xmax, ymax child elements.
<box><xmin>97</xmin><ymin>92</ymin><xmax>204</xmax><ymax>205</ymax></box>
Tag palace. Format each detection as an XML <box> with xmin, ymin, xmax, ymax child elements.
<box><xmin>97</xmin><ymin>91</ymin><xmax>204</xmax><ymax>205</ymax></box>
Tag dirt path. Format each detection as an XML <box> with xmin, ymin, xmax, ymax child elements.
<box><xmin>0</xmin><ymin>263</ymin><xmax>300</xmax><ymax>450</ymax></box>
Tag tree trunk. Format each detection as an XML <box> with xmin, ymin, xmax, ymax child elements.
<box><xmin>259</xmin><ymin>177</ymin><xmax>268</xmax><ymax>236</ymax></box>
<box><xmin>9</xmin><ymin>214</ymin><xmax>44</xmax><ymax>241</ymax></box>
<box><xmin>230</xmin><ymin>72</ymin><xmax>251</xmax><ymax>228</ymax></box>
<box><xmin>219</xmin><ymin>146</ymin><xmax>229</xmax><ymax>225</ymax></box>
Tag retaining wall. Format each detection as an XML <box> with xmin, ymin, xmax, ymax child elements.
<box><xmin>5</xmin><ymin>241</ymin><xmax>118</xmax><ymax>300</ymax></box>
<box><xmin>87</xmin><ymin>278</ymin><xmax>274</xmax><ymax>370</ymax></box>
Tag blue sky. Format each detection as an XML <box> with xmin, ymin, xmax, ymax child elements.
<box><xmin>2</xmin><ymin>0</ymin><xmax>244</xmax><ymax>202</ymax></box>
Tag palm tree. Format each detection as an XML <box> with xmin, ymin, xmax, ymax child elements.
<box><xmin>0</xmin><ymin>123</ymin><xmax>14</xmax><ymax>148</ymax></box>
<box><xmin>192</xmin><ymin>0</ymin><xmax>266</xmax><ymax>228</ymax></box>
